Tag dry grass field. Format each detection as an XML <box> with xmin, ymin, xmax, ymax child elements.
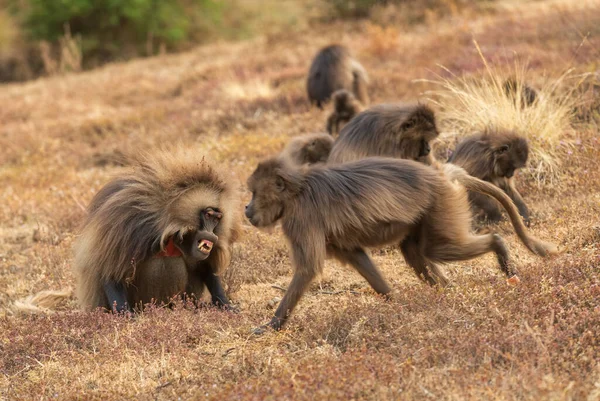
<box><xmin>1</xmin><ymin>1</ymin><xmax>600</xmax><ymax>399</ymax></box>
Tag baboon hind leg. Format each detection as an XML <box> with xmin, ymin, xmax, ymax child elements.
<box><xmin>426</xmin><ymin>233</ymin><xmax>516</xmax><ymax>278</ymax></box>
<box><xmin>329</xmin><ymin>247</ymin><xmax>391</xmax><ymax>296</ymax></box>
<box><xmin>400</xmin><ymin>240</ymin><xmax>450</xmax><ymax>287</ymax></box>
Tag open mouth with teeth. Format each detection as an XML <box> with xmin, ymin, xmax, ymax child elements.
<box><xmin>198</xmin><ymin>239</ymin><xmax>214</xmax><ymax>255</ymax></box>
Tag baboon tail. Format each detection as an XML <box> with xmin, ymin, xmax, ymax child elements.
<box><xmin>443</xmin><ymin>164</ymin><xmax>559</xmax><ymax>257</ymax></box>
<box><xmin>12</xmin><ymin>288</ymin><xmax>73</xmax><ymax>315</ymax></box>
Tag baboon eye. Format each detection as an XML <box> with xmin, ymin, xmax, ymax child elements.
<box><xmin>498</xmin><ymin>144</ymin><xmax>510</xmax><ymax>153</ymax></box>
<box><xmin>402</xmin><ymin>120</ymin><xmax>416</xmax><ymax>130</ymax></box>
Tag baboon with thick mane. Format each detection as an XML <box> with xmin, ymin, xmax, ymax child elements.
<box><xmin>328</xmin><ymin>103</ymin><xmax>439</xmax><ymax>166</ymax></box>
<box><xmin>15</xmin><ymin>149</ymin><xmax>241</xmax><ymax>313</ymax></box>
<box><xmin>449</xmin><ymin>129</ymin><xmax>531</xmax><ymax>225</ymax></box>
<box><xmin>280</xmin><ymin>133</ymin><xmax>334</xmax><ymax>166</ymax></box>
<box><xmin>326</xmin><ymin>89</ymin><xmax>364</xmax><ymax>136</ymax></box>
<box><xmin>307</xmin><ymin>44</ymin><xmax>369</xmax><ymax>108</ymax></box>
<box><xmin>245</xmin><ymin>157</ymin><xmax>557</xmax><ymax>333</ymax></box>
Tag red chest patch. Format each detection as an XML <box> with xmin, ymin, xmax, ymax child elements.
<box><xmin>154</xmin><ymin>237</ymin><xmax>183</xmax><ymax>258</ymax></box>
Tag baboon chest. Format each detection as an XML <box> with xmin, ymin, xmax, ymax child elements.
<box><xmin>130</xmin><ymin>257</ymin><xmax>189</xmax><ymax>305</ymax></box>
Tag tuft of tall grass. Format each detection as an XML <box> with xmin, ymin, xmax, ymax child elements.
<box><xmin>423</xmin><ymin>41</ymin><xmax>578</xmax><ymax>185</ymax></box>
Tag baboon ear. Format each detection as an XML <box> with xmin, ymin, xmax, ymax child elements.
<box><xmin>275</xmin><ymin>176</ymin><xmax>286</xmax><ymax>192</ymax></box>
<box><xmin>496</xmin><ymin>144</ymin><xmax>510</xmax><ymax>154</ymax></box>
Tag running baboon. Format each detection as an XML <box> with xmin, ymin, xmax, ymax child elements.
<box><xmin>449</xmin><ymin>130</ymin><xmax>530</xmax><ymax>225</ymax></box>
<box><xmin>245</xmin><ymin>157</ymin><xmax>557</xmax><ymax>333</ymax></box>
<box><xmin>326</xmin><ymin>89</ymin><xmax>364</xmax><ymax>136</ymax></box>
<box><xmin>307</xmin><ymin>44</ymin><xmax>369</xmax><ymax>108</ymax></box>
<box><xmin>280</xmin><ymin>133</ymin><xmax>334</xmax><ymax>166</ymax></box>
<box><xmin>504</xmin><ymin>78</ymin><xmax>538</xmax><ymax>108</ymax></box>
<box><xmin>15</xmin><ymin>149</ymin><xmax>241</xmax><ymax>314</ymax></box>
<box><xmin>328</xmin><ymin>103</ymin><xmax>439</xmax><ymax>165</ymax></box>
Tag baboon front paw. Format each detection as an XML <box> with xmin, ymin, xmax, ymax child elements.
<box><xmin>251</xmin><ymin>325</ymin><xmax>270</xmax><ymax>335</ymax></box>
<box><xmin>221</xmin><ymin>303</ymin><xmax>240</xmax><ymax>314</ymax></box>
<box><xmin>507</xmin><ymin>275</ymin><xmax>521</xmax><ymax>286</ymax></box>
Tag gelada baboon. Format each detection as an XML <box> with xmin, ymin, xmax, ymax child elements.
<box><xmin>280</xmin><ymin>133</ymin><xmax>334</xmax><ymax>166</ymax></box>
<box><xmin>245</xmin><ymin>157</ymin><xmax>557</xmax><ymax>333</ymax></box>
<box><xmin>504</xmin><ymin>78</ymin><xmax>538</xmax><ymax>108</ymax></box>
<box><xmin>328</xmin><ymin>103</ymin><xmax>439</xmax><ymax>165</ymax></box>
<box><xmin>307</xmin><ymin>44</ymin><xmax>369</xmax><ymax>108</ymax></box>
<box><xmin>326</xmin><ymin>89</ymin><xmax>364</xmax><ymax>136</ymax></box>
<box><xmin>449</xmin><ymin>129</ymin><xmax>530</xmax><ymax>225</ymax></box>
<box><xmin>15</xmin><ymin>149</ymin><xmax>241</xmax><ymax>313</ymax></box>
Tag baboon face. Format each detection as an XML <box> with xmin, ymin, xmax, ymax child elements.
<box><xmin>398</xmin><ymin>106</ymin><xmax>439</xmax><ymax>160</ymax></box>
<box><xmin>175</xmin><ymin>207</ymin><xmax>222</xmax><ymax>264</ymax></box>
<box><xmin>493</xmin><ymin>138</ymin><xmax>529</xmax><ymax>178</ymax></box>
<box><xmin>245</xmin><ymin>161</ymin><xmax>286</xmax><ymax>228</ymax></box>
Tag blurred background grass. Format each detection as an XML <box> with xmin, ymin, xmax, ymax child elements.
<box><xmin>0</xmin><ymin>0</ymin><xmax>496</xmax><ymax>82</ymax></box>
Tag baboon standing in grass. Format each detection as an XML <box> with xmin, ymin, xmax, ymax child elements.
<box><xmin>504</xmin><ymin>78</ymin><xmax>538</xmax><ymax>108</ymax></box>
<box><xmin>328</xmin><ymin>103</ymin><xmax>439</xmax><ymax>165</ymax></box>
<box><xmin>449</xmin><ymin>130</ymin><xmax>531</xmax><ymax>225</ymax></box>
<box><xmin>326</xmin><ymin>89</ymin><xmax>364</xmax><ymax>136</ymax></box>
<box><xmin>245</xmin><ymin>157</ymin><xmax>557</xmax><ymax>333</ymax></box>
<box><xmin>307</xmin><ymin>44</ymin><xmax>369</xmax><ymax>108</ymax></box>
<box><xmin>279</xmin><ymin>133</ymin><xmax>334</xmax><ymax>166</ymax></box>
<box><xmin>15</xmin><ymin>149</ymin><xmax>241</xmax><ymax>313</ymax></box>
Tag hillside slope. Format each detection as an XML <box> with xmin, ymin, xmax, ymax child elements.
<box><xmin>1</xmin><ymin>1</ymin><xmax>599</xmax><ymax>399</ymax></box>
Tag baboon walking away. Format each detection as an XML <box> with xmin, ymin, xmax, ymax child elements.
<box><xmin>245</xmin><ymin>157</ymin><xmax>557</xmax><ymax>333</ymax></box>
<box><xmin>307</xmin><ymin>44</ymin><xmax>369</xmax><ymax>108</ymax></box>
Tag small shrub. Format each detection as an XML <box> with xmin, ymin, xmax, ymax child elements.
<box><xmin>423</xmin><ymin>41</ymin><xmax>578</xmax><ymax>185</ymax></box>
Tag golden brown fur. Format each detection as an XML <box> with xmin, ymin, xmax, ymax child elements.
<box><xmin>279</xmin><ymin>133</ymin><xmax>334</xmax><ymax>166</ymax></box>
<box><xmin>76</xmin><ymin>149</ymin><xmax>241</xmax><ymax>310</ymax></box>
<box><xmin>326</xmin><ymin>89</ymin><xmax>364</xmax><ymax>136</ymax></box>
<box><xmin>328</xmin><ymin>103</ymin><xmax>439</xmax><ymax>166</ymax></box>
<box><xmin>448</xmin><ymin>130</ymin><xmax>530</xmax><ymax>225</ymax></box>
<box><xmin>245</xmin><ymin>157</ymin><xmax>557</xmax><ymax>333</ymax></box>
<box><xmin>307</xmin><ymin>44</ymin><xmax>369</xmax><ymax>108</ymax></box>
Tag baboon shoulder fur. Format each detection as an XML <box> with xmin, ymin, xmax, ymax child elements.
<box><xmin>307</xmin><ymin>44</ymin><xmax>369</xmax><ymax>107</ymax></box>
<box><xmin>329</xmin><ymin>103</ymin><xmax>439</xmax><ymax>165</ymax></box>
<box><xmin>74</xmin><ymin>149</ymin><xmax>242</xmax><ymax>310</ymax></box>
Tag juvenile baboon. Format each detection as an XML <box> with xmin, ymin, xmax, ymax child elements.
<box><xmin>326</xmin><ymin>89</ymin><xmax>364</xmax><ymax>136</ymax></box>
<box><xmin>245</xmin><ymin>157</ymin><xmax>557</xmax><ymax>333</ymax></box>
<box><xmin>15</xmin><ymin>149</ymin><xmax>241</xmax><ymax>313</ymax></box>
<box><xmin>280</xmin><ymin>133</ymin><xmax>334</xmax><ymax>166</ymax></box>
<box><xmin>449</xmin><ymin>130</ymin><xmax>530</xmax><ymax>225</ymax></box>
<box><xmin>307</xmin><ymin>44</ymin><xmax>369</xmax><ymax>108</ymax></box>
<box><xmin>328</xmin><ymin>103</ymin><xmax>439</xmax><ymax>165</ymax></box>
<box><xmin>504</xmin><ymin>78</ymin><xmax>538</xmax><ymax>108</ymax></box>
